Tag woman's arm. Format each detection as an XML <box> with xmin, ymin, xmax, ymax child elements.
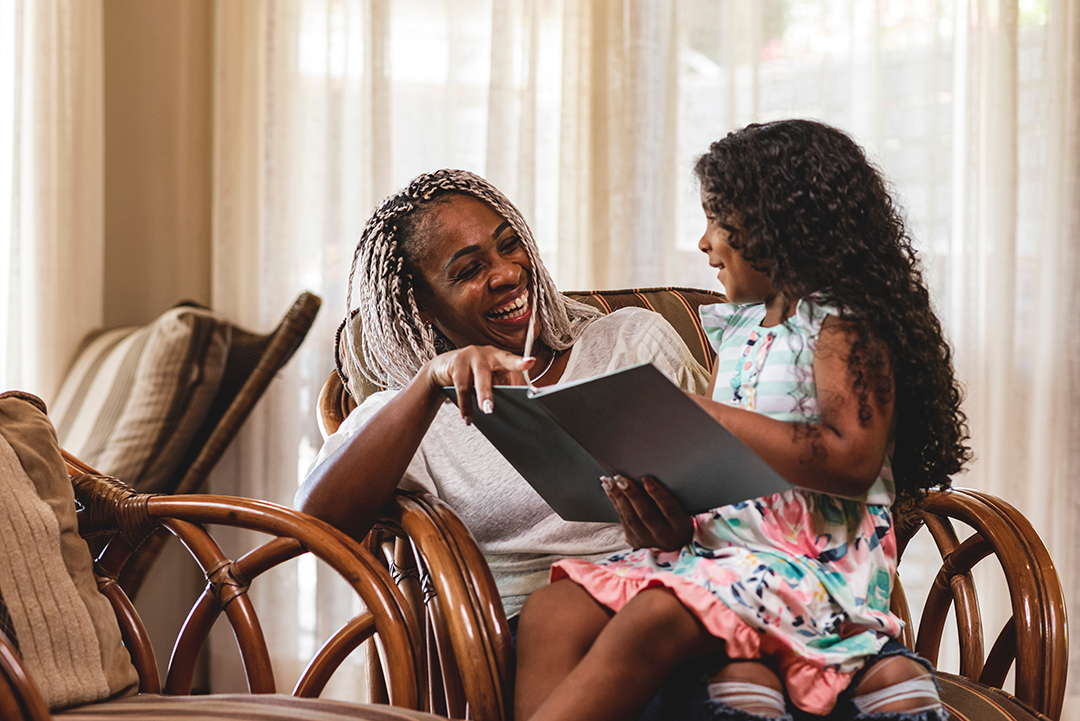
<box><xmin>297</xmin><ymin>346</ymin><xmax>533</xmax><ymax>541</ymax></box>
<box><xmin>693</xmin><ymin>317</ymin><xmax>894</xmax><ymax>497</ymax></box>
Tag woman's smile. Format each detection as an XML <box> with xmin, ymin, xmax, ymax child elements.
<box><xmin>487</xmin><ymin>287</ymin><xmax>531</xmax><ymax>323</ymax></box>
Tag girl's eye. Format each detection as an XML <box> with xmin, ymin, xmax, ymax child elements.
<box><xmin>500</xmin><ymin>235</ymin><xmax>521</xmax><ymax>253</ymax></box>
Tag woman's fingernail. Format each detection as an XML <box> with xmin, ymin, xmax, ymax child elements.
<box><xmin>482</xmin><ymin>399</ymin><xmax>494</xmax><ymax>414</ymax></box>
<box><xmin>616</xmin><ymin>477</ymin><xmax>629</xmax><ymax>490</ymax></box>
<box><xmin>600</xmin><ymin>476</ymin><xmax>612</xmax><ymax>491</ymax></box>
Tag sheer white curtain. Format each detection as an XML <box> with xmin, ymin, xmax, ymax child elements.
<box><xmin>676</xmin><ymin>2</ymin><xmax>1080</xmax><ymax>713</ymax></box>
<box><xmin>210</xmin><ymin>0</ymin><xmax>1080</xmax><ymax>711</ymax></box>
<box><xmin>0</xmin><ymin>0</ymin><xmax>105</xmax><ymax>398</ymax></box>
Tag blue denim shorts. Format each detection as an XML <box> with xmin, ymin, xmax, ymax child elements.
<box><xmin>645</xmin><ymin>639</ymin><xmax>944</xmax><ymax>721</ymax></box>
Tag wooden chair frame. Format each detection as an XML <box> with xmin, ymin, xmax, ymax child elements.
<box><xmin>0</xmin><ymin>453</ymin><xmax>429</xmax><ymax>720</ymax></box>
<box><xmin>890</xmin><ymin>487</ymin><xmax>1068</xmax><ymax>719</ymax></box>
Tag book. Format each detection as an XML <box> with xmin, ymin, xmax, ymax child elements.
<box><xmin>442</xmin><ymin>362</ymin><xmax>792</xmax><ymax>523</ymax></box>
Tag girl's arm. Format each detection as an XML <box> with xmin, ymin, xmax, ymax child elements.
<box><xmin>603</xmin><ymin>318</ymin><xmax>892</xmax><ymax>549</ymax></box>
<box><xmin>693</xmin><ymin>317</ymin><xmax>894</xmax><ymax>497</ymax></box>
<box><xmin>296</xmin><ymin>346</ymin><xmax>533</xmax><ymax>541</ymax></box>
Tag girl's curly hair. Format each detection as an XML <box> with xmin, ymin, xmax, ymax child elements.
<box><xmin>694</xmin><ymin>119</ymin><xmax>970</xmax><ymax>496</ymax></box>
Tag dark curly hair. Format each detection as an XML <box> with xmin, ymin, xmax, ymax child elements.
<box><xmin>694</xmin><ymin>119</ymin><xmax>970</xmax><ymax>497</ymax></box>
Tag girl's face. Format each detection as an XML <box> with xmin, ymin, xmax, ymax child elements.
<box><xmin>412</xmin><ymin>194</ymin><xmax>534</xmax><ymax>353</ymax></box>
<box><xmin>698</xmin><ymin>192</ymin><xmax>777</xmax><ymax>305</ymax></box>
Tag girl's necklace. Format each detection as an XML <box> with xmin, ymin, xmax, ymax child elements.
<box><xmin>530</xmin><ymin>349</ymin><xmax>559</xmax><ymax>384</ymax></box>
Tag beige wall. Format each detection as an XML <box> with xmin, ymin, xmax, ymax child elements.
<box><xmin>102</xmin><ymin>1</ymin><xmax>214</xmax><ymax>687</ymax></box>
<box><xmin>103</xmin><ymin>0</ymin><xmax>213</xmax><ymax>327</ymax></box>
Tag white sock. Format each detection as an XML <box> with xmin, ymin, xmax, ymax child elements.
<box><xmin>853</xmin><ymin>674</ymin><xmax>942</xmax><ymax>713</ymax></box>
<box><xmin>707</xmin><ymin>680</ymin><xmax>787</xmax><ymax>717</ymax></box>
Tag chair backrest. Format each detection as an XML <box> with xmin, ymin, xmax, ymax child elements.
<box><xmin>170</xmin><ymin>291</ymin><xmax>323</xmax><ymax>495</ymax></box>
<box><xmin>319</xmin><ymin>286</ymin><xmax>725</xmax><ymax>437</ymax></box>
<box><xmin>122</xmin><ymin>292</ymin><xmax>321</xmax><ymax>597</ymax></box>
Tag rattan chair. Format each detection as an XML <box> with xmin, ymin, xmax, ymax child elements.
<box><xmin>0</xmin><ymin>452</ymin><xmax>444</xmax><ymax>721</ymax></box>
<box><xmin>121</xmin><ymin>292</ymin><xmax>322</xmax><ymax>597</ymax></box>
<box><xmin>319</xmin><ymin>286</ymin><xmax>1068</xmax><ymax>721</ymax></box>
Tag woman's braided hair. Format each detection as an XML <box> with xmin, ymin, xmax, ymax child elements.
<box><xmin>694</xmin><ymin>120</ymin><xmax>971</xmax><ymax>496</ymax></box>
<box><xmin>345</xmin><ymin>169</ymin><xmax>600</xmax><ymax>393</ymax></box>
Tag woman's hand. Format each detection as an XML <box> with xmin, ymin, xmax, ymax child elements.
<box><xmin>602</xmin><ymin>474</ymin><xmax>693</xmax><ymax>551</ymax></box>
<box><xmin>423</xmin><ymin>345</ymin><xmax>535</xmax><ymax>424</ymax></box>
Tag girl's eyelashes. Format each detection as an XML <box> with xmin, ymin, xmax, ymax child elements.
<box><xmin>500</xmin><ymin>235</ymin><xmax>521</xmax><ymax>253</ymax></box>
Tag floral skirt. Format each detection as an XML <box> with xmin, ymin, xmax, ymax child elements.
<box><xmin>552</xmin><ymin>491</ymin><xmax>905</xmax><ymax>715</ymax></box>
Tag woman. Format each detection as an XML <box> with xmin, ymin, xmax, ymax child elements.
<box><xmin>296</xmin><ymin>169</ymin><xmax>711</xmax><ymax>617</ymax></box>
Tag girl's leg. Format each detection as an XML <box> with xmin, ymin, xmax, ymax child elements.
<box><xmin>522</xmin><ymin>585</ymin><xmax>724</xmax><ymax>721</ymax></box>
<box><xmin>514</xmin><ymin>578</ymin><xmax>614</xmax><ymax>720</ymax></box>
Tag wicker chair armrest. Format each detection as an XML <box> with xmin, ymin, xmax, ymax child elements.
<box><xmin>65</xmin><ymin>464</ymin><xmax>425</xmax><ymax>709</ymax></box>
<box><xmin>894</xmin><ymin>486</ymin><xmax>1068</xmax><ymax>719</ymax></box>
<box><xmin>0</xmin><ymin>629</ymin><xmax>51</xmax><ymax>721</ymax></box>
<box><xmin>376</xmin><ymin>491</ymin><xmax>513</xmax><ymax>721</ymax></box>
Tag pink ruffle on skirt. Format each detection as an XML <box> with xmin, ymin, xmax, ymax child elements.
<box><xmin>552</xmin><ymin>559</ymin><xmax>857</xmax><ymax>716</ymax></box>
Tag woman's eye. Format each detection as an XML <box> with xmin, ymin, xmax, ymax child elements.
<box><xmin>454</xmin><ymin>264</ymin><xmax>480</xmax><ymax>281</ymax></box>
<box><xmin>500</xmin><ymin>235</ymin><xmax>521</xmax><ymax>253</ymax></box>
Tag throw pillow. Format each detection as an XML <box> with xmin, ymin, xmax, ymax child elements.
<box><xmin>0</xmin><ymin>391</ymin><xmax>139</xmax><ymax>709</ymax></box>
<box><xmin>50</xmin><ymin>305</ymin><xmax>231</xmax><ymax>493</ymax></box>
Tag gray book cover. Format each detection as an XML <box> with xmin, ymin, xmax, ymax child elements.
<box><xmin>444</xmin><ymin>363</ymin><xmax>792</xmax><ymax>523</ymax></box>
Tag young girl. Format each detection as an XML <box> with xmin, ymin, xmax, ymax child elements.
<box><xmin>513</xmin><ymin>120</ymin><xmax>969</xmax><ymax>721</ymax></box>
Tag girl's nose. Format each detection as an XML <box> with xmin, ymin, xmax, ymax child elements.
<box><xmin>698</xmin><ymin>233</ymin><xmax>709</xmax><ymax>252</ymax></box>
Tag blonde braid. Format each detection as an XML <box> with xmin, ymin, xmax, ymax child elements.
<box><xmin>345</xmin><ymin>169</ymin><xmax>600</xmax><ymax>393</ymax></box>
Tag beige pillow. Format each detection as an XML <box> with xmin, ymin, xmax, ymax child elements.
<box><xmin>0</xmin><ymin>391</ymin><xmax>139</xmax><ymax>709</ymax></box>
<box><xmin>51</xmin><ymin>305</ymin><xmax>231</xmax><ymax>493</ymax></box>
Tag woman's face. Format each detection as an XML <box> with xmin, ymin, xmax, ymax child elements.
<box><xmin>412</xmin><ymin>194</ymin><xmax>534</xmax><ymax>353</ymax></box>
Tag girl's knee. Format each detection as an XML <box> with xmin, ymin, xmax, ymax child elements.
<box><xmin>854</xmin><ymin>655</ymin><xmax>932</xmax><ymax>695</ymax></box>
<box><xmin>518</xmin><ymin>579</ymin><xmax>608</xmax><ymax>637</ymax></box>
<box><xmin>709</xmin><ymin>660</ymin><xmax>783</xmax><ymax>692</ymax></box>
<box><xmin>853</xmin><ymin>655</ymin><xmax>942</xmax><ymax>716</ymax></box>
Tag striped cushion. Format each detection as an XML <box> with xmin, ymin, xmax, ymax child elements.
<box><xmin>51</xmin><ymin>306</ymin><xmax>231</xmax><ymax>493</ymax></box>
<box><xmin>52</xmin><ymin>677</ymin><xmax>1051</xmax><ymax>720</ymax></box>
<box><xmin>939</xmin><ymin>673</ymin><xmax>1051</xmax><ymax>720</ymax></box>
<box><xmin>0</xmin><ymin>392</ymin><xmax>138</xmax><ymax>710</ymax></box>
<box><xmin>56</xmin><ymin>693</ymin><xmax>448</xmax><ymax>720</ymax></box>
<box><xmin>564</xmin><ymin>287</ymin><xmax>725</xmax><ymax>372</ymax></box>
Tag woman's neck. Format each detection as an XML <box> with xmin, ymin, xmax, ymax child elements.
<box><xmin>531</xmin><ymin>345</ymin><xmax>571</xmax><ymax>387</ymax></box>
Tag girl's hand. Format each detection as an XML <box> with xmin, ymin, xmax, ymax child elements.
<box><xmin>423</xmin><ymin>345</ymin><xmax>535</xmax><ymax>424</ymax></box>
<box><xmin>602</xmin><ymin>474</ymin><xmax>693</xmax><ymax>551</ymax></box>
